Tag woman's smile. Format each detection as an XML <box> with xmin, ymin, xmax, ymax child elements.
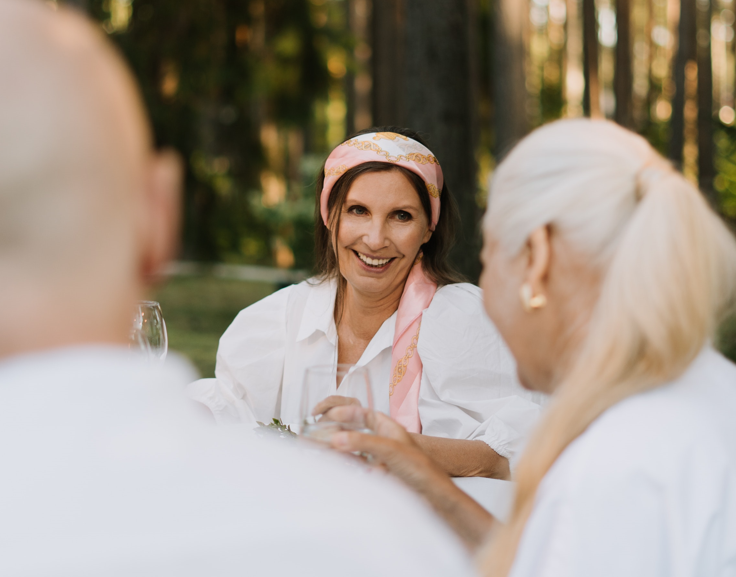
<box><xmin>352</xmin><ymin>249</ymin><xmax>396</xmax><ymax>272</ymax></box>
<box><xmin>335</xmin><ymin>170</ymin><xmax>431</xmax><ymax>297</ymax></box>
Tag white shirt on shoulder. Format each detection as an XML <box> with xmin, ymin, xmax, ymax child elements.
<box><xmin>0</xmin><ymin>346</ymin><xmax>475</xmax><ymax>577</ymax></box>
<box><xmin>189</xmin><ymin>278</ymin><xmax>544</xmax><ymax>467</ymax></box>
<box><xmin>510</xmin><ymin>347</ymin><xmax>736</xmax><ymax>577</ymax></box>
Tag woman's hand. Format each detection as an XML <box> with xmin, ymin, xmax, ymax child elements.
<box><xmin>327</xmin><ymin>406</ymin><xmax>446</xmax><ymax>492</ymax></box>
<box><xmin>327</xmin><ymin>407</ymin><xmax>496</xmax><ymax>550</ymax></box>
<box><xmin>311</xmin><ymin>395</ymin><xmax>361</xmax><ymax>420</ymax></box>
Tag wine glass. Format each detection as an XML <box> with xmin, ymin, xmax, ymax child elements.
<box><xmin>300</xmin><ymin>364</ymin><xmax>373</xmax><ymax>442</ymax></box>
<box><xmin>129</xmin><ymin>300</ymin><xmax>168</xmax><ymax>362</ymax></box>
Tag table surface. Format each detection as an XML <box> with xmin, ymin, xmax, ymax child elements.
<box><xmin>452</xmin><ymin>477</ymin><xmax>515</xmax><ymax>523</ymax></box>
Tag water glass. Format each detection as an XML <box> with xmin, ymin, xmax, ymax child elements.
<box><xmin>129</xmin><ymin>300</ymin><xmax>168</xmax><ymax>362</ymax></box>
<box><xmin>300</xmin><ymin>364</ymin><xmax>373</xmax><ymax>442</ymax></box>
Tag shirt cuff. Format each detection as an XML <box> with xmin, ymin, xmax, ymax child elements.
<box><xmin>471</xmin><ymin>415</ymin><xmax>524</xmax><ymax>475</ymax></box>
<box><xmin>186</xmin><ymin>378</ymin><xmax>258</xmax><ymax>426</ymax></box>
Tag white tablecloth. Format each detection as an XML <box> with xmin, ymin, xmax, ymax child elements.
<box><xmin>453</xmin><ymin>477</ymin><xmax>515</xmax><ymax>523</ymax></box>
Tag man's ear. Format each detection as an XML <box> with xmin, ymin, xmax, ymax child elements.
<box><xmin>524</xmin><ymin>226</ymin><xmax>551</xmax><ymax>297</ymax></box>
<box><xmin>139</xmin><ymin>148</ymin><xmax>182</xmax><ymax>285</ymax></box>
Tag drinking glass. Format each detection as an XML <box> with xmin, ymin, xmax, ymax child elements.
<box><xmin>300</xmin><ymin>364</ymin><xmax>373</xmax><ymax>442</ymax></box>
<box><xmin>129</xmin><ymin>300</ymin><xmax>168</xmax><ymax>362</ymax></box>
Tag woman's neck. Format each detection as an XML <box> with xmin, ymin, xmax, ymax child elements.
<box><xmin>340</xmin><ymin>282</ymin><xmax>403</xmax><ymax>339</ymax></box>
<box><xmin>335</xmin><ymin>281</ymin><xmax>404</xmax><ymax>365</ymax></box>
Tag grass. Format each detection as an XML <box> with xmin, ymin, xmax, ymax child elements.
<box><xmin>154</xmin><ymin>275</ymin><xmax>736</xmax><ymax>379</ymax></box>
<box><xmin>718</xmin><ymin>312</ymin><xmax>736</xmax><ymax>363</ymax></box>
<box><xmin>154</xmin><ymin>276</ymin><xmax>277</xmax><ymax>378</ymax></box>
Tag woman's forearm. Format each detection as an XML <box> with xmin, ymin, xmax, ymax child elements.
<box><xmin>328</xmin><ymin>409</ymin><xmax>498</xmax><ymax>550</ymax></box>
<box><xmin>410</xmin><ymin>434</ymin><xmax>511</xmax><ymax>479</ymax></box>
<box><xmin>415</xmin><ymin>468</ymin><xmax>497</xmax><ymax>550</ymax></box>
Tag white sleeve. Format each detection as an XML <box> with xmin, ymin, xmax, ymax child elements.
<box><xmin>186</xmin><ymin>285</ymin><xmax>292</xmax><ymax>426</ymax></box>
<box><xmin>417</xmin><ymin>284</ymin><xmax>544</xmax><ymax>469</ymax></box>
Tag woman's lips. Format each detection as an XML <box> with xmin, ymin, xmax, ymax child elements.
<box><xmin>352</xmin><ymin>250</ymin><xmax>396</xmax><ymax>271</ymax></box>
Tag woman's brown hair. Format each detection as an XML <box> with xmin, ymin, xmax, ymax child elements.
<box><xmin>313</xmin><ymin>126</ymin><xmax>464</xmax><ymax>311</ymax></box>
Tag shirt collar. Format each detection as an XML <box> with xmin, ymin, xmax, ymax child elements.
<box><xmin>295</xmin><ymin>278</ymin><xmax>397</xmax><ymax>362</ymax></box>
<box><xmin>296</xmin><ymin>277</ymin><xmax>339</xmax><ymax>344</ymax></box>
<box><xmin>356</xmin><ymin>311</ymin><xmax>396</xmax><ymax>366</ymax></box>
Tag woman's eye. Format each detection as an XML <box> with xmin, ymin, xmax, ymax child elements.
<box><xmin>396</xmin><ymin>211</ymin><xmax>412</xmax><ymax>221</ymax></box>
<box><xmin>348</xmin><ymin>205</ymin><xmax>367</xmax><ymax>215</ymax></box>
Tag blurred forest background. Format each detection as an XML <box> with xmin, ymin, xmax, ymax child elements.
<box><xmin>58</xmin><ymin>0</ymin><xmax>736</xmax><ymax>375</ymax></box>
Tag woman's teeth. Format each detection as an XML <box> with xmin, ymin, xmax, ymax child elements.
<box><xmin>356</xmin><ymin>252</ymin><xmax>391</xmax><ymax>268</ymax></box>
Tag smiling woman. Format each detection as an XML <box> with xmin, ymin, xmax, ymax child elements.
<box><xmin>188</xmin><ymin>127</ymin><xmax>544</xmax><ymax>479</ymax></box>
<box><xmin>332</xmin><ymin>169</ymin><xmax>433</xmax><ymax>326</ymax></box>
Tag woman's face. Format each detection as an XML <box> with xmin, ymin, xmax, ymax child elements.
<box><xmin>479</xmin><ymin>226</ymin><xmax>600</xmax><ymax>394</ymax></box>
<box><xmin>334</xmin><ymin>169</ymin><xmax>432</xmax><ymax>300</ymax></box>
<box><xmin>479</xmin><ymin>233</ymin><xmax>543</xmax><ymax>390</ymax></box>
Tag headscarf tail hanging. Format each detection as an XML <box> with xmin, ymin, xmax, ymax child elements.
<box><xmin>319</xmin><ymin>132</ymin><xmax>443</xmax><ymax>433</ymax></box>
<box><xmin>389</xmin><ymin>262</ymin><xmax>437</xmax><ymax>433</ymax></box>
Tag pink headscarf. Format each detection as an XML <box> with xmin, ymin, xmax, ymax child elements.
<box><xmin>320</xmin><ymin>132</ymin><xmax>443</xmax><ymax>433</ymax></box>
<box><xmin>320</xmin><ymin>132</ymin><xmax>443</xmax><ymax>230</ymax></box>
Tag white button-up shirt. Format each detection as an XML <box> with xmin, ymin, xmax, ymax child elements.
<box><xmin>189</xmin><ymin>278</ymin><xmax>544</xmax><ymax>467</ymax></box>
<box><xmin>0</xmin><ymin>346</ymin><xmax>475</xmax><ymax>576</ymax></box>
<box><xmin>509</xmin><ymin>347</ymin><xmax>736</xmax><ymax>577</ymax></box>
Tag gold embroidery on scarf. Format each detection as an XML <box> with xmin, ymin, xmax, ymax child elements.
<box><xmin>325</xmin><ymin>164</ymin><xmax>348</xmax><ymax>177</ymax></box>
<box><xmin>372</xmin><ymin>132</ymin><xmax>409</xmax><ymax>141</ymax></box>
<box><xmin>426</xmin><ymin>183</ymin><xmax>440</xmax><ymax>198</ymax></box>
<box><xmin>389</xmin><ymin>321</ymin><xmax>422</xmax><ymax>397</ymax></box>
<box><xmin>340</xmin><ymin>139</ymin><xmax>440</xmax><ymax>166</ymax></box>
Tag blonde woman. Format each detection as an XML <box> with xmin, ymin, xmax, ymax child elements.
<box><xmin>329</xmin><ymin>119</ymin><xmax>736</xmax><ymax>576</ymax></box>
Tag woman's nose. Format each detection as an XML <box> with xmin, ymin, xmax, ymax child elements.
<box><xmin>363</xmin><ymin>218</ymin><xmax>389</xmax><ymax>250</ymax></box>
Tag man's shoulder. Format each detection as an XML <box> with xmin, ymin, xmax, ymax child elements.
<box><xmin>0</xmin><ymin>348</ymin><xmax>473</xmax><ymax>575</ymax></box>
<box><xmin>550</xmin><ymin>351</ymin><xmax>736</xmax><ymax>499</ymax></box>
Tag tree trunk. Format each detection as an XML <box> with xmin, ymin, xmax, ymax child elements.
<box><xmin>614</xmin><ymin>0</ymin><xmax>632</xmax><ymax>127</ymax></box>
<box><xmin>62</xmin><ymin>0</ymin><xmax>87</xmax><ymax>9</ymax></box>
<box><xmin>565</xmin><ymin>0</ymin><xmax>585</xmax><ymax>117</ymax></box>
<box><xmin>371</xmin><ymin>0</ymin><xmax>404</xmax><ymax>125</ymax></box>
<box><xmin>582</xmin><ymin>0</ymin><xmax>602</xmax><ymax>117</ymax></box>
<box><xmin>645</xmin><ymin>0</ymin><xmax>656</xmax><ymax>131</ymax></box>
<box><xmin>370</xmin><ymin>0</ymin><xmax>480</xmax><ymax>281</ymax></box>
<box><xmin>696</xmin><ymin>0</ymin><xmax>715</xmax><ymax>204</ymax></box>
<box><xmin>670</xmin><ymin>0</ymin><xmax>696</xmax><ymax>168</ymax></box>
<box><xmin>494</xmin><ymin>0</ymin><xmax>529</xmax><ymax>158</ymax></box>
<box><xmin>402</xmin><ymin>0</ymin><xmax>480</xmax><ymax>281</ymax></box>
<box><xmin>352</xmin><ymin>0</ymin><xmax>373</xmax><ymax>131</ymax></box>
<box><xmin>346</xmin><ymin>0</ymin><xmax>357</xmax><ymax>136</ymax></box>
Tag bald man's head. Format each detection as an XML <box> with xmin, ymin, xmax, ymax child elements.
<box><xmin>0</xmin><ymin>0</ymin><xmax>181</xmax><ymax>356</ymax></box>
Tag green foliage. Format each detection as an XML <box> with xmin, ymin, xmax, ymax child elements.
<box><xmin>255</xmin><ymin>418</ymin><xmax>297</xmax><ymax>438</ymax></box>
<box><xmin>89</xmin><ymin>0</ymin><xmax>343</xmax><ymax>265</ymax></box>
<box><xmin>714</xmin><ymin>125</ymin><xmax>736</xmax><ymax>219</ymax></box>
<box><xmin>154</xmin><ymin>275</ymin><xmax>276</xmax><ymax>377</ymax></box>
<box><xmin>719</xmin><ymin>313</ymin><xmax>736</xmax><ymax>364</ymax></box>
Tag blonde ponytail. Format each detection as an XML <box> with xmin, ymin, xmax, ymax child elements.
<box><xmin>479</xmin><ymin>119</ymin><xmax>736</xmax><ymax>576</ymax></box>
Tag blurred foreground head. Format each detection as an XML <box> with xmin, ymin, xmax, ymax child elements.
<box><xmin>478</xmin><ymin>118</ymin><xmax>736</xmax><ymax>575</ymax></box>
<box><xmin>0</xmin><ymin>0</ymin><xmax>181</xmax><ymax>358</ymax></box>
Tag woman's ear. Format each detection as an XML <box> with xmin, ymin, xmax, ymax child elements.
<box><xmin>524</xmin><ymin>226</ymin><xmax>551</xmax><ymax>297</ymax></box>
<box><xmin>139</xmin><ymin>148</ymin><xmax>182</xmax><ymax>286</ymax></box>
<box><xmin>422</xmin><ymin>228</ymin><xmax>433</xmax><ymax>245</ymax></box>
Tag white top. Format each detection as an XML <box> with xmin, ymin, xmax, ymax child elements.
<box><xmin>510</xmin><ymin>347</ymin><xmax>736</xmax><ymax>577</ymax></box>
<box><xmin>189</xmin><ymin>279</ymin><xmax>544</xmax><ymax>467</ymax></box>
<box><xmin>0</xmin><ymin>346</ymin><xmax>475</xmax><ymax>577</ymax></box>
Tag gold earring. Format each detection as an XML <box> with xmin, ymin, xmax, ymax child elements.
<box><xmin>520</xmin><ymin>283</ymin><xmax>547</xmax><ymax>312</ymax></box>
